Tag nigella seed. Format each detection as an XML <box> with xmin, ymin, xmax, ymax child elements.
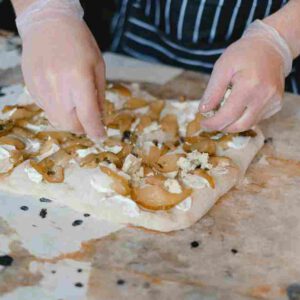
<box><xmin>122</xmin><ymin>130</ymin><xmax>131</xmax><ymax>141</ymax></box>
<box><xmin>117</xmin><ymin>279</ymin><xmax>125</xmax><ymax>285</ymax></box>
<box><xmin>39</xmin><ymin>209</ymin><xmax>47</xmax><ymax>219</ymax></box>
<box><xmin>39</xmin><ymin>198</ymin><xmax>52</xmax><ymax>203</ymax></box>
<box><xmin>72</xmin><ymin>220</ymin><xmax>83</xmax><ymax>226</ymax></box>
<box><xmin>75</xmin><ymin>282</ymin><xmax>83</xmax><ymax>288</ymax></box>
<box><xmin>231</xmin><ymin>248</ymin><xmax>238</xmax><ymax>254</ymax></box>
<box><xmin>190</xmin><ymin>241</ymin><xmax>199</xmax><ymax>248</ymax></box>
<box><xmin>0</xmin><ymin>255</ymin><xmax>13</xmax><ymax>267</ymax></box>
<box><xmin>20</xmin><ymin>206</ymin><xmax>29</xmax><ymax>211</ymax></box>
<box><xmin>153</xmin><ymin>139</ymin><xmax>158</xmax><ymax>146</ymax></box>
<box><xmin>83</xmin><ymin>213</ymin><xmax>90</xmax><ymax>217</ymax></box>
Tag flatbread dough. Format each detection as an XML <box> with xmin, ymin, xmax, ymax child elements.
<box><xmin>0</xmin><ymin>85</ymin><xmax>264</xmax><ymax>232</ymax></box>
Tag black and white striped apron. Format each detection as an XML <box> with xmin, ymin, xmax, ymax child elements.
<box><xmin>111</xmin><ymin>0</ymin><xmax>300</xmax><ymax>94</ymax></box>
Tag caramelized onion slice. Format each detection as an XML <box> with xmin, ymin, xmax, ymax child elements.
<box><xmin>186</xmin><ymin>113</ymin><xmax>203</xmax><ymax>137</ymax></box>
<box><xmin>192</xmin><ymin>169</ymin><xmax>215</xmax><ymax>188</ymax></box>
<box><xmin>3</xmin><ymin>105</ymin><xmax>38</xmax><ymax>121</ymax></box>
<box><xmin>106</xmin><ymin>112</ymin><xmax>135</xmax><ymax>132</ymax></box>
<box><xmin>160</xmin><ymin>114</ymin><xmax>178</xmax><ymax>137</ymax></box>
<box><xmin>30</xmin><ymin>159</ymin><xmax>64</xmax><ymax>183</ymax></box>
<box><xmin>0</xmin><ymin>121</ymin><xmax>13</xmax><ymax>137</ymax></box>
<box><xmin>238</xmin><ymin>129</ymin><xmax>257</xmax><ymax>137</ymax></box>
<box><xmin>148</xmin><ymin>100</ymin><xmax>165</xmax><ymax>120</ymax></box>
<box><xmin>0</xmin><ymin>136</ymin><xmax>25</xmax><ymax>150</ymax></box>
<box><xmin>100</xmin><ymin>165</ymin><xmax>131</xmax><ymax>196</ymax></box>
<box><xmin>12</xmin><ymin>126</ymin><xmax>35</xmax><ymax>138</ymax></box>
<box><xmin>209</xmin><ymin>156</ymin><xmax>232</xmax><ymax>168</ymax></box>
<box><xmin>183</xmin><ymin>136</ymin><xmax>216</xmax><ymax>155</ymax></box>
<box><xmin>80</xmin><ymin>152</ymin><xmax>121</xmax><ymax>168</ymax></box>
<box><xmin>154</xmin><ymin>153</ymin><xmax>184</xmax><ymax>173</ymax></box>
<box><xmin>136</xmin><ymin>115</ymin><xmax>152</xmax><ymax>133</ymax></box>
<box><xmin>216</xmin><ymin>134</ymin><xmax>233</xmax><ymax>149</ymax></box>
<box><xmin>36</xmin><ymin>131</ymin><xmax>74</xmax><ymax>143</ymax></box>
<box><xmin>108</xmin><ymin>83</ymin><xmax>132</xmax><ymax>97</ymax></box>
<box><xmin>137</xmin><ymin>145</ymin><xmax>161</xmax><ymax>166</ymax></box>
<box><xmin>124</xmin><ymin>97</ymin><xmax>148</xmax><ymax>110</ymax></box>
<box><xmin>132</xmin><ymin>184</ymin><xmax>192</xmax><ymax>210</ymax></box>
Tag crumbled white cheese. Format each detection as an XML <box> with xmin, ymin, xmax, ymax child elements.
<box><xmin>175</xmin><ymin>197</ymin><xmax>192</xmax><ymax>212</ymax></box>
<box><xmin>0</xmin><ymin>108</ymin><xmax>17</xmax><ymax>120</ymax></box>
<box><xmin>106</xmin><ymin>128</ymin><xmax>120</xmax><ymax>137</ymax></box>
<box><xmin>130</xmin><ymin>118</ymin><xmax>140</xmax><ymax>131</ymax></box>
<box><xmin>25</xmin><ymin>166</ymin><xmax>43</xmax><ymax>183</ymax></box>
<box><xmin>210</xmin><ymin>133</ymin><xmax>224</xmax><ymax>140</ymax></box>
<box><xmin>143</xmin><ymin>141</ymin><xmax>155</xmax><ymax>154</ymax></box>
<box><xmin>25</xmin><ymin>139</ymin><xmax>41</xmax><ymax>153</ymax></box>
<box><xmin>76</xmin><ymin>147</ymin><xmax>98</xmax><ymax>158</ymax></box>
<box><xmin>37</xmin><ymin>143</ymin><xmax>60</xmax><ymax>161</ymax></box>
<box><xmin>0</xmin><ymin>145</ymin><xmax>15</xmax><ymax>159</ymax></box>
<box><xmin>122</xmin><ymin>154</ymin><xmax>142</xmax><ymax>175</ymax></box>
<box><xmin>25</xmin><ymin>123</ymin><xmax>49</xmax><ymax>132</ymax></box>
<box><xmin>165</xmin><ymin>171</ymin><xmax>178</xmax><ymax>179</ymax></box>
<box><xmin>105</xmin><ymin>145</ymin><xmax>122</xmax><ymax>154</ymax></box>
<box><xmin>143</xmin><ymin>122</ymin><xmax>160</xmax><ymax>134</ymax></box>
<box><xmin>227</xmin><ymin>136</ymin><xmax>250</xmax><ymax>149</ymax></box>
<box><xmin>105</xmin><ymin>91</ymin><xmax>125</xmax><ymax>109</ymax></box>
<box><xmin>134</xmin><ymin>106</ymin><xmax>149</xmax><ymax>115</ymax></box>
<box><xmin>177</xmin><ymin>150</ymin><xmax>212</xmax><ymax>173</ymax></box>
<box><xmin>164</xmin><ymin>179</ymin><xmax>182</xmax><ymax>194</ymax></box>
<box><xmin>181</xmin><ymin>173</ymin><xmax>210</xmax><ymax>189</ymax></box>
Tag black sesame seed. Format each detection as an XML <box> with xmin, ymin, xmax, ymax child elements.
<box><xmin>122</xmin><ymin>130</ymin><xmax>131</xmax><ymax>142</ymax></box>
<box><xmin>0</xmin><ymin>255</ymin><xmax>13</xmax><ymax>267</ymax></box>
<box><xmin>75</xmin><ymin>282</ymin><xmax>83</xmax><ymax>288</ymax></box>
<box><xmin>39</xmin><ymin>198</ymin><xmax>52</xmax><ymax>203</ymax></box>
<box><xmin>77</xmin><ymin>268</ymin><xmax>82</xmax><ymax>273</ymax></box>
<box><xmin>83</xmin><ymin>213</ymin><xmax>90</xmax><ymax>217</ymax></box>
<box><xmin>191</xmin><ymin>241</ymin><xmax>199</xmax><ymax>248</ymax></box>
<box><xmin>0</xmin><ymin>125</ymin><xmax>4</xmax><ymax>131</ymax></box>
<box><xmin>39</xmin><ymin>208</ymin><xmax>47</xmax><ymax>219</ymax></box>
<box><xmin>0</xmin><ymin>92</ymin><xmax>4</xmax><ymax>97</ymax></box>
<box><xmin>264</xmin><ymin>137</ymin><xmax>273</xmax><ymax>144</ymax></box>
<box><xmin>231</xmin><ymin>248</ymin><xmax>238</xmax><ymax>254</ymax></box>
<box><xmin>20</xmin><ymin>206</ymin><xmax>29</xmax><ymax>211</ymax></box>
<box><xmin>153</xmin><ymin>139</ymin><xmax>158</xmax><ymax>146</ymax></box>
<box><xmin>117</xmin><ymin>279</ymin><xmax>125</xmax><ymax>285</ymax></box>
<box><xmin>72</xmin><ymin>220</ymin><xmax>83</xmax><ymax>226</ymax></box>
<box><xmin>51</xmin><ymin>270</ymin><xmax>56</xmax><ymax>274</ymax></box>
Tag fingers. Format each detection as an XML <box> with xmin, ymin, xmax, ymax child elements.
<box><xmin>201</xmin><ymin>78</ymin><xmax>251</xmax><ymax>131</ymax></box>
<box><xmin>73</xmin><ymin>72</ymin><xmax>106</xmax><ymax>139</ymax></box>
<box><xmin>94</xmin><ymin>61</ymin><xmax>106</xmax><ymax>114</ymax></box>
<box><xmin>199</xmin><ymin>58</ymin><xmax>233</xmax><ymax>112</ymax></box>
<box><xmin>224</xmin><ymin>104</ymin><xmax>261</xmax><ymax>132</ymax></box>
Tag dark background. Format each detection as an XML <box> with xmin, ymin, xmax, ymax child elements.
<box><xmin>0</xmin><ymin>0</ymin><xmax>116</xmax><ymax>51</ymax></box>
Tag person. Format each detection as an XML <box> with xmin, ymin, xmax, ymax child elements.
<box><xmin>10</xmin><ymin>0</ymin><xmax>300</xmax><ymax>140</ymax></box>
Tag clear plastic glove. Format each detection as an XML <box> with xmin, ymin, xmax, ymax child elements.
<box><xmin>16</xmin><ymin>0</ymin><xmax>106</xmax><ymax>139</ymax></box>
<box><xmin>199</xmin><ymin>20</ymin><xmax>293</xmax><ymax>132</ymax></box>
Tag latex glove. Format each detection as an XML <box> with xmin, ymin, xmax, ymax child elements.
<box><xmin>199</xmin><ymin>20</ymin><xmax>293</xmax><ymax>132</ymax></box>
<box><xmin>16</xmin><ymin>0</ymin><xmax>106</xmax><ymax>139</ymax></box>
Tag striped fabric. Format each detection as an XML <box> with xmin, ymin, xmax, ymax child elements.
<box><xmin>111</xmin><ymin>0</ymin><xmax>300</xmax><ymax>94</ymax></box>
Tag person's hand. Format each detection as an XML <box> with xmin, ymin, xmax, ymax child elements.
<box><xmin>17</xmin><ymin>0</ymin><xmax>106</xmax><ymax>139</ymax></box>
<box><xmin>199</xmin><ymin>20</ymin><xmax>293</xmax><ymax>132</ymax></box>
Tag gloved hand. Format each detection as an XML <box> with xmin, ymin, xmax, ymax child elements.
<box><xmin>199</xmin><ymin>20</ymin><xmax>293</xmax><ymax>132</ymax></box>
<box><xmin>16</xmin><ymin>0</ymin><xmax>106</xmax><ymax>139</ymax></box>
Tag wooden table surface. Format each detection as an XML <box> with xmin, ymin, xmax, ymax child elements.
<box><xmin>0</xmin><ymin>30</ymin><xmax>300</xmax><ymax>300</ymax></box>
